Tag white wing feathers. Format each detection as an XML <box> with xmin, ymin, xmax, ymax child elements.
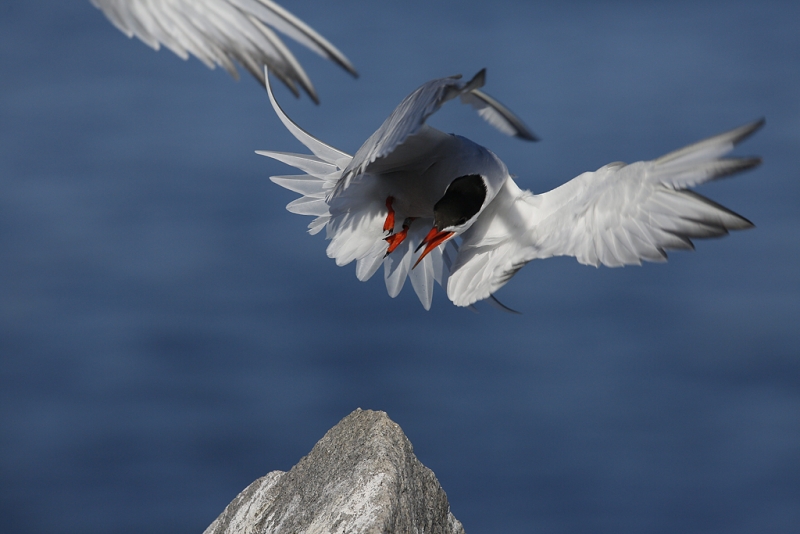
<box><xmin>91</xmin><ymin>0</ymin><xmax>357</xmax><ymax>103</ymax></box>
<box><xmin>334</xmin><ymin>69</ymin><xmax>535</xmax><ymax>197</ymax></box>
<box><xmin>449</xmin><ymin>119</ymin><xmax>763</xmax><ymax>307</ymax></box>
<box><xmin>257</xmin><ymin>71</ymin><xmax>346</xmax><ymax>233</ymax></box>
<box><xmin>260</xmin><ymin>69</ymin><xmax>351</xmax><ymax>165</ymax></box>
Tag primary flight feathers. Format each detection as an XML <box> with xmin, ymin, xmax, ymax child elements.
<box><xmin>259</xmin><ymin>69</ymin><xmax>763</xmax><ymax>309</ymax></box>
<box><xmin>91</xmin><ymin>0</ymin><xmax>357</xmax><ymax>102</ymax></box>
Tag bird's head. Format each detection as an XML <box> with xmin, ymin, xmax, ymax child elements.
<box><xmin>414</xmin><ymin>174</ymin><xmax>487</xmax><ymax>267</ymax></box>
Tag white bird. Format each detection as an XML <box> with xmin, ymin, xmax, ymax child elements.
<box><xmin>91</xmin><ymin>0</ymin><xmax>357</xmax><ymax>102</ymax></box>
<box><xmin>259</xmin><ymin>70</ymin><xmax>763</xmax><ymax>310</ymax></box>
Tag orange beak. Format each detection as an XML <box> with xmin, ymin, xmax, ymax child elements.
<box><xmin>413</xmin><ymin>227</ymin><xmax>454</xmax><ymax>269</ymax></box>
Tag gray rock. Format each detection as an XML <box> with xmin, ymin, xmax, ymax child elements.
<box><xmin>204</xmin><ymin>409</ymin><xmax>465</xmax><ymax>534</ymax></box>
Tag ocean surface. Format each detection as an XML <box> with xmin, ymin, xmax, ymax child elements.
<box><xmin>1</xmin><ymin>1</ymin><xmax>798</xmax><ymax>533</ymax></box>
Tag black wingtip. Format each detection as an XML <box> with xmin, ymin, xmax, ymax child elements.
<box><xmin>332</xmin><ymin>55</ymin><xmax>359</xmax><ymax>79</ymax></box>
<box><xmin>307</xmin><ymin>89</ymin><xmax>321</xmax><ymax>106</ymax></box>
<box><xmin>464</xmin><ymin>69</ymin><xmax>487</xmax><ymax>92</ymax></box>
<box><xmin>487</xmin><ymin>295</ymin><xmax>522</xmax><ymax>314</ymax></box>
<box><xmin>731</xmin><ymin>118</ymin><xmax>766</xmax><ymax>145</ymax></box>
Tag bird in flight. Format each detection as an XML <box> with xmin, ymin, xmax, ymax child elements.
<box><xmin>259</xmin><ymin>69</ymin><xmax>763</xmax><ymax>310</ymax></box>
<box><xmin>90</xmin><ymin>0</ymin><xmax>357</xmax><ymax>102</ymax></box>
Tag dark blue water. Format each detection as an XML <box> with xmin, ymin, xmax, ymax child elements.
<box><xmin>1</xmin><ymin>1</ymin><xmax>798</xmax><ymax>533</ymax></box>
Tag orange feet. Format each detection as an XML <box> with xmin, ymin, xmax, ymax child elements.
<box><xmin>383</xmin><ymin>196</ymin><xmax>396</xmax><ymax>234</ymax></box>
<box><xmin>384</xmin><ymin>217</ymin><xmax>416</xmax><ymax>256</ymax></box>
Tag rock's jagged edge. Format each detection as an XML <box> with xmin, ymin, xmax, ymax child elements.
<box><xmin>204</xmin><ymin>409</ymin><xmax>465</xmax><ymax>534</ymax></box>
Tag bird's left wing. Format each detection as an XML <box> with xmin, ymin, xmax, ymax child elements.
<box><xmin>91</xmin><ymin>0</ymin><xmax>357</xmax><ymax>102</ymax></box>
<box><xmin>448</xmin><ymin>119</ymin><xmax>764</xmax><ymax>307</ymax></box>
<box><xmin>333</xmin><ymin>69</ymin><xmax>535</xmax><ymax>197</ymax></box>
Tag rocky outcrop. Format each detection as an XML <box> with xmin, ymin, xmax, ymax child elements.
<box><xmin>204</xmin><ymin>409</ymin><xmax>465</xmax><ymax>534</ymax></box>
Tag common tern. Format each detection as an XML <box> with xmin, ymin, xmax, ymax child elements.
<box><xmin>259</xmin><ymin>70</ymin><xmax>763</xmax><ymax>309</ymax></box>
<box><xmin>91</xmin><ymin>0</ymin><xmax>357</xmax><ymax>102</ymax></box>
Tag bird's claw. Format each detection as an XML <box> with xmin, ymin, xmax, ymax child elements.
<box><xmin>384</xmin><ymin>217</ymin><xmax>415</xmax><ymax>256</ymax></box>
<box><xmin>383</xmin><ymin>196</ymin><xmax>396</xmax><ymax>235</ymax></box>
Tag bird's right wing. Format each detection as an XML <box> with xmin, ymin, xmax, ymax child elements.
<box><xmin>448</xmin><ymin>119</ymin><xmax>764</xmax><ymax>307</ymax></box>
<box><xmin>91</xmin><ymin>0</ymin><xmax>357</xmax><ymax>102</ymax></box>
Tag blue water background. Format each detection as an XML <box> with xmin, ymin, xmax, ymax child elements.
<box><xmin>1</xmin><ymin>1</ymin><xmax>799</xmax><ymax>533</ymax></box>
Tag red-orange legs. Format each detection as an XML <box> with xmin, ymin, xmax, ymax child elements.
<box><xmin>384</xmin><ymin>217</ymin><xmax>416</xmax><ymax>256</ymax></box>
<box><xmin>383</xmin><ymin>196</ymin><xmax>396</xmax><ymax>234</ymax></box>
<box><xmin>413</xmin><ymin>227</ymin><xmax>454</xmax><ymax>268</ymax></box>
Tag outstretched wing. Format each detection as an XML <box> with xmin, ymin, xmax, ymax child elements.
<box><xmin>91</xmin><ymin>0</ymin><xmax>357</xmax><ymax>102</ymax></box>
<box><xmin>448</xmin><ymin>119</ymin><xmax>764</xmax><ymax>307</ymax></box>
<box><xmin>333</xmin><ymin>69</ymin><xmax>535</xmax><ymax>196</ymax></box>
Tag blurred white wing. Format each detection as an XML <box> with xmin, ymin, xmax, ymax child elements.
<box><xmin>334</xmin><ymin>69</ymin><xmax>535</xmax><ymax>196</ymax></box>
<box><xmin>91</xmin><ymin>0</ymin><xmax>357</xmax><ymax>102</ymax></box>
<box><xmin>448</xmin><ymin>119</ymin><xmax>764</xmax><ymax>307</ymax></box>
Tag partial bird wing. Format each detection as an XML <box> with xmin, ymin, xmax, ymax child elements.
<box><xmin>461</xmin><ymin>90</ymin><xmax>538</xmax><ymax>142</ymax></box>
<box><xmin>90</xmin><ymin>0</ymin><xmax>357</xmax><ymax>103</ymax></box>
<box><xmin>334</xmin><ymin>69</ymin><xmax>535</xmax><ymax>196</ymax></box>
<box><xmin>448</xmin><ymin>119</ymin><xmax>764</xmax><ymax>307</ymax></box>
<box><xmin>257</xmin><ymin>68</ymin><xmax>351</xmax><ymax>235</ymax></box>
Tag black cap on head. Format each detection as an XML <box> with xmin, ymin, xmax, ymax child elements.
<box><xmin>433</xmin><ymin>174</ymin><xmax>487</xmax><ymax>231</ymax></box>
